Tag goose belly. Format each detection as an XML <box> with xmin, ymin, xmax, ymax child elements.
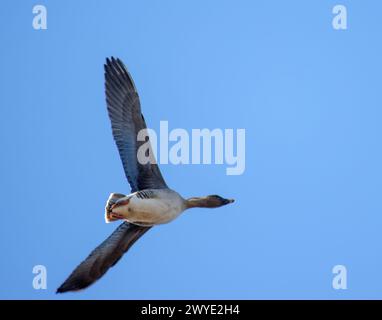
<box><xmin>112</xmin><ymin>196</ymin><xmax>184</xmax><ymax>226</ymax></box>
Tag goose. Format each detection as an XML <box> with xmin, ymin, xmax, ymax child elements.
<box><xmin>56</xmin><ymin>57</ymin><xmax>234</xmax><ymax>293</ymax></box>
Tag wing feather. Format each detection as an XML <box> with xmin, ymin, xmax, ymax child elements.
<box><xmin>57</xmin><ymin>57</ymin><xmax>167</xmax><ymax>293</ymax></box>
<box><xmin>104</xmin><ymin>57</ymin><xmax>167</xmax><ymax>192</ymax></box>
<box><xmin>56</xmin><ymin>222</ymin><xmax>150</xmax><ymax>293</ymax></box>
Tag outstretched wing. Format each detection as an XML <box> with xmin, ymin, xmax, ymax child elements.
<box><xmin>57</xmin><ymin>222</ymin><xmax>150</xmax><ymax>293</ymax></box>
<box><xmin>104</xmin><ymin>57</ymin><xmax>167</xmax><ymax>192</ymax></box>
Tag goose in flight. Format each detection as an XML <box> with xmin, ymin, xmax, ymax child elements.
<box><xmin>56</xmin><ymin>57</ymin><xmax>234</xmax><ymax>293</ymax></box>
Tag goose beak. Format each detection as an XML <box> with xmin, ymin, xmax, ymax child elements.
<box><xmin>224</xmin><ymin>198</ymin><xmax>235</xmax><ymax>204</ymax></box>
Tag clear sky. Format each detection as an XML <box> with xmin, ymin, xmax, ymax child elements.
<box><xmin>1</xmin><ymin>0</ymin><xmax>382</xmax><ymax>299</ymax></box>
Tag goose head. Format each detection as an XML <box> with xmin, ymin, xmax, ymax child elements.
<box><xmin>186</xmin><ymin>195</ymin><xmax>235</xmax><ymax>209</ymax></box>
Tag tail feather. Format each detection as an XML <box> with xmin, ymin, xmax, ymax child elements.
<box><xmin>105</xmin><ymin>193</ymin><xmax>125</xmax><ymax>223</ymax></box>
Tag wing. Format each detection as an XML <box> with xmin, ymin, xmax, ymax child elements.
<box><xmin>104</xmin><ymin>57</ymin><xmax>168</xmax><ymax>192</ymax></box>
<box><xmin>56</xmin><ymin>222</ymin><xmax>151</xmax><ymax>293</ymax></box>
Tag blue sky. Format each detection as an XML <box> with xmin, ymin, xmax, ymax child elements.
<box><xmin>1</xmin><ymin>0</ymin><xmax>382</xmax><ymax>299</ymax></box>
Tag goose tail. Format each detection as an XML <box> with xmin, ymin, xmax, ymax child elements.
<box><xmin>105</xmin><ymin>193</ymin><xmax>126</xmax><ymax>223</ymax></box>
